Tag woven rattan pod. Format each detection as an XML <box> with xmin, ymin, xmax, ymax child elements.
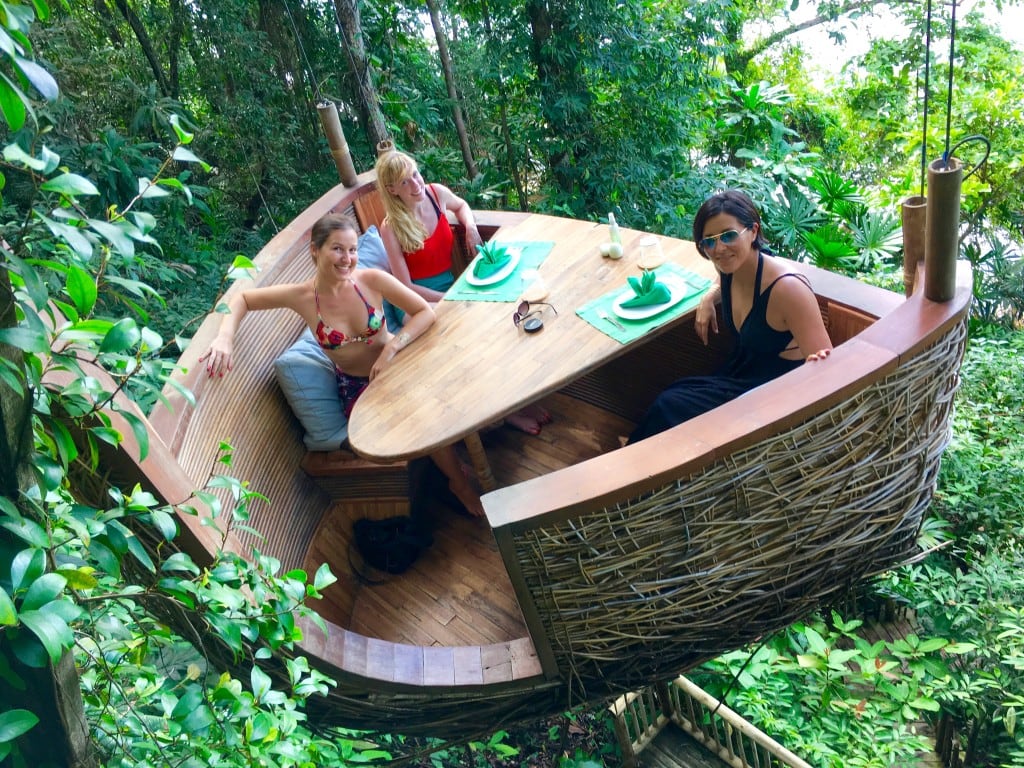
<box><xmin>88</xmin><ymin>175</ymin><xmax>972</xmax><ymax>737</ymax></box>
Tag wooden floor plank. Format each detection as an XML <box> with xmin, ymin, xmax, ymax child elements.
<box><xmin>304</xmin><ymin>392</ymin><xmax>633</xmax><ymax>647</ymax></box>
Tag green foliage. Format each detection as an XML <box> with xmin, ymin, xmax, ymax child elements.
<box><xmin>0</xmin><ymin>8</ymin><xmax>376</xmax><ymax>765</ymax></box>
<box><xmin>694</xmin><ymin>612</ymin><xmax>966</xmax><ymax>767</ymax></box>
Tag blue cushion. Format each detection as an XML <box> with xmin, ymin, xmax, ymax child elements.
<box><xmin>273</xmin><ymin>328</ymin><xmax>347</xmax><ymax>451</ymax></box>
<box><xmin>357</xmin><ymin>225</ymin><xmax>389</xmax><ymax>271</ymax></box>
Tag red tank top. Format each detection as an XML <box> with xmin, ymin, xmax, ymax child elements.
<box><xmin>404</xmin><ymin>185</ymin><xmax>454</xmax><ymax>280</ymax></box>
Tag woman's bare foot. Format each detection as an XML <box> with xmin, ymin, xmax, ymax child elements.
<box><xmin>505</xmin><ymin>410</ymin><xmax>541</xmax><ymax>435</ymax></box>
<box><xmin>449</xmin><ymin>476</ymin><xmax>485</xmax><ymax>518</ymax></box>
<box><xmin>522</xmin><ymin>403</ymin><xmax>553</xmax><ymax>425</ymax></box>
<box><xmin>430</xmin><ymin>446</ymin><xmax>485</xmax><ymax>518</ymax></box>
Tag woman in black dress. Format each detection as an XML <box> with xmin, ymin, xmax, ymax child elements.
<box><xmin>629</xmin><ymin>191</ymin><xmax>832</xmax><ymax>443</ymax></box>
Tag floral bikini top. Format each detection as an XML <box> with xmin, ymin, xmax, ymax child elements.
<box><xmin>314</xmin><ymin>282</ymin><xmax>383</xmax><ymax>350</ymax></box>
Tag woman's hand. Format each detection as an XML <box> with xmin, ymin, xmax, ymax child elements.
<box><xmin>198</xmin><ymin>336</ymin><xmax>235</xmax><ymax>378</ymax></box>
<box><xmin>694</xmin><ymin>290</ymin><xmax>719</xmax><ymax>345</ymax></box>
<box><xmin>806</xmin><ymin>348</ymin><xmax>831</xmax><ymax>363</ymax></box>
<box><xmin>370</xmin><ymin>330</ymin><xmax>411</xmax><ymax>380</ymax></box>
<box><xmin>465</xmin><ymin>224</ymin><xmax>483</xmax><ymax>253</ymax></box>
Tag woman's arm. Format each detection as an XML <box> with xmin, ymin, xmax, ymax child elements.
<box><xmin>434</xmin><ymin>184</ymin><xmax>482</xmax><ymax>253</ymax></box>
<box><xmin>364</xmin><ymin>271</ymin><xmax>436</xmax><ymax>379</ymax></box>
<box><xmin>198</xmin><ymin>283</ymin><xmax>305</xmax><ymax>377</ymax></box>
<box><xmin>379</xmin><ymin>220</ymin><xmax>446</xmax><ymax>303</ymax></box>
<box><xmin>774</xmin><ymin>278</ymin><xmax>833</xmax><ymax>362</ymax></box>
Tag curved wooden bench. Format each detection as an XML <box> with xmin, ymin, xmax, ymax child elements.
<box><xmin>102</xmin><ymin>173</ymin><xmax>970</xmax><ymax>737</ymax></box>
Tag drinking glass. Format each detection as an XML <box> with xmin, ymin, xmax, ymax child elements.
<box><xmin>520</xmin><ymin>268</ymin><xmax>548</xmax><ymax>301</ymax></box>
<box><xmin>637</xmin><ymin>235</ymin><xmax>665</xmax><ymax>270</ymax></box>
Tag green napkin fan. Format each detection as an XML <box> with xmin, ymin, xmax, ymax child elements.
<box><xmin>473</xmin><ymin>241</ymin><xmax>512</xmax><ymax>279</ymax></box>
<box><xmin>621</xmin><ymin>270</ymin><xmax>672</xmax><ymax>308</ymax></box>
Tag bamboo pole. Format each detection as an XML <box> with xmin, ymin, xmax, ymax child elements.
<box><xmin>901</xmin><ymin>195</ymin><xmax>927</xmax><ymax>296</ymax></box>
<box><xmin>316</xmin><ymin>101</ymin><xmax>358</xmax><ymax>187</ymax></box>
<box><xmin>924</xmin><ymin>157</ymin><xmax>963</xmax><ymax>302</ymax></box>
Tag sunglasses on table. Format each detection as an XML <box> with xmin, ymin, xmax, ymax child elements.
<box><xmin>698</xmin><ymin>227</ymin><xmax>750</xmax><ymax>252</ymax></box>
<box><xmin>513</xmin><ymin>300</ymin><xmax>557</xmax><ymax>328</ymax></box>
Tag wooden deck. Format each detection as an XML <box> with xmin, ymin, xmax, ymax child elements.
<box><xmin>637</xmin><ymin>724</ymin><xmax>727</xmax><ymax>768</ymax></box>
<box><xmin>302</xmin><ymin>391</ymin><xmax>634</xmax><ymax>646</ymax></box>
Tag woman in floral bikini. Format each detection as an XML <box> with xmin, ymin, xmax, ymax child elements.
<box><xmin>200</xmin><ymin>212</ymin><xmax>484</xmax><ymax>517</ymax></box>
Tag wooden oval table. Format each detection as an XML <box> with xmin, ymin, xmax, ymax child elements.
<box><xmin>347</xmin><ymin>213</ymin><xmax>717</xmax><ymax>486</ymax></box>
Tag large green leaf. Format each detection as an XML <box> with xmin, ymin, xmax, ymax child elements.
<box><xmin>20</xmin><ymin>572</ymin><xmax>67</xmax><ymax>611</ymax></box>
<box><xmin>40</xmin><ymin>172</ymin><xmax>99</xmax><ymax>196</ymax></box>
<box><xmin>99</xmin><ymin>317</ymin><xmax>141</xmax><ymax>353</ymax></box>
<box><xmin>89</xmin><ymin>219</ymin><xmax>134</xmax><ymax>257</ymax></box>
<box><xmin>14</xmin><ymin>55</ymin><xmax>57</xmax><ymax>100</ymax></box>
<box><xmin>18</xmin><ymin>609</ymin><xmax>74</xmax><ymax>664</ymax></box>
<box><xmin>0</xmin><ymin>709</ymin><xmax>39</xmax><ymax>742</ymax></box>
<box><xmin>0</xmin><ymin>72</ymin><xmax>27</xmax><ymax>130</ymax></box>
<box><xmin>65</xmin><ymin>264</ymin><xmax>97</xmax><ymax>315</ymax></box>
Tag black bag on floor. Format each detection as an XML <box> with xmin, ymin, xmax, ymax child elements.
<box><xmin>352</xmin><ymin>516</ymin><xmax>433</xmax><ymax>575</ymax></box>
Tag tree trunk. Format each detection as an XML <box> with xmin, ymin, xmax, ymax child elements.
<box><xmin>525</xmin><ymin>0</ymin><xmax>597</xmax><ymax>207</ymax></box>
<box><xmin>332</xmin><ymin>0</ymin><xmax>389</xmax><ymax>150</ymax></box>
<box><xmin>1</xmin><ymin>267</ymin><xmax>95</xmax><ymax>767</ymax></box>
<box><xmin>112</xmin><ymin>0</ymin><xmax>170</xmax><ymax>97</ymax></box>
<box><xmin>481</xmin><ymin>0</ymin><xmax>527</xmax><ymax>209</ymax></box>
<box><xmin>425</xmin><ymin>0</ymin><xmax>478</xmax><ymax>180</ymax></box>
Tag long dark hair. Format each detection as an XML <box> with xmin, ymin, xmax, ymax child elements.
<box><xmin>692</xmin><ymin>190</ymin><xmax>768</xmax><ymax>259</ymax></box>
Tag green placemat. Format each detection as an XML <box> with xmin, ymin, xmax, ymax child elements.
<box><xmin>444</xmin><ymin>241</ymin><xmax>555</xmax><ymax>302</ymax></box>
<box><xmin>576</xmin><ymin>262</ymin><xmax>712</xmax><ymax>344</ymax></box>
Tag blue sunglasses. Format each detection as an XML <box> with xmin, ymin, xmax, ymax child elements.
<box><xmin>699</xmin><ymin>227</ymin><xmax>749</xmax><ymax>252</ymax></box>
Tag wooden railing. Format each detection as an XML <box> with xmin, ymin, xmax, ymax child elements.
<box><xmin>610</xmin><ymin>676</ymin><xmax>813</xmax><ymax>768</ymax></box>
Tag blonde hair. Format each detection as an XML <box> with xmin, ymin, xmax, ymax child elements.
<box><xmin>375</xmin><ymin>150</ymin><xmax>429</xmax><ymax>253</ymax></box>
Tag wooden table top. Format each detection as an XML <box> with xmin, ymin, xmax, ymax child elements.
<box><xmin>348</xmin><ymin>213</ymin><xmax>717</xmax><ymax>462</ymax></box>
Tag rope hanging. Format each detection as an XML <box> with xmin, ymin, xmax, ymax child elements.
<box><xmin>283</xmin><ymin>0</ymin><xmax>325</xmax><ymax>104</ymax></box>
<box><xmin>919</xmin><ymin>0</ymin><xmax>932</xmax><ymax>197</ymax></box>
<box><xmin>920</xmin><ymin>0</ymin><xmax>990</xmax><ymax>184</ymax></box>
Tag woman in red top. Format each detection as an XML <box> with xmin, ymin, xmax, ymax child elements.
<box><xmin>375</xmin><ymin>150</ymin><xmax>551</xmax><ymax>435</ymax></box>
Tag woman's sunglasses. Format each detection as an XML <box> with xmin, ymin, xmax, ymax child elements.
<box><xmin>513</xmin><ymin>300</ymin><xmax>557</xmax><ymax>328</ymax></box>
<box><xmin>698</xmin><ymin>227</ymin><xmax>749</xmax><ymax>252</ymax></box>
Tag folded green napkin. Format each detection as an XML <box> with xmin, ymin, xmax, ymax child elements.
<box><xmin>473</xmin><ymin>241</ymin><xmax>512</xmax><ymax>278</ymax></box>
<box><xmin>621</xmin><ymin>270</ymin><xmax>672</xmax><ymax>308</ymax></box>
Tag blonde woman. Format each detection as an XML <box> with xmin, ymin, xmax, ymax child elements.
<box><xmin>200</xmin><ymin>212</ymin><xmax>484</xmax><ymax>517</ymax></box>
<box><xmin>375</xmin><ymin>149</ymin><xmax>552</xmax><ymax>436</ymax></box>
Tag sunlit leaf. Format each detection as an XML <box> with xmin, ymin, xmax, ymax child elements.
<box><xmin>14</xmin><ymin>55</ymin><xmax>58</xmax><ymax>100</ymax></box>
<box><xmin>41</xmin><ymin>173</ymin><xmax>99</xmax><ymax>197</ymax></box>
<box><xmin>137</xmin><ymin>177</ymin><xmax>170</xmax><ymax>198</ymax></box>
<box><xmin>173</xmin><ymin>146</ymin><xmax>211</xmax><ymax>172</ymax></box>
<box><xmin>0</xmin><ymin>587</ymin><xmax>16</xmax><ymax>626</ymax></box>
<box><xmin>90</xmin><ymin>219</ymin><xmax>135</xmax><ymax>257</ymax></box>
<box><xmin>170</xmin><ymin>113</ymin><xmax>194</xmax><ymax>144</ymax></box>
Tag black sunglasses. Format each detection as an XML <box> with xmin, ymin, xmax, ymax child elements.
<box><xmin>512</xmin><ymin>300</ymin><xmax>557</xmax><ymax>328</ymax></box>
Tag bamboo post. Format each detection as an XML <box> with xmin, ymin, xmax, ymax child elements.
<box><xmin>900</xmin><ymin>195</ymin><xmax>927</xmax><ymax>296</ymax></box>
<box><xmin>924</xmin><ymin>157</ymin><xmax>963</xmax><ymax>302</ymax></box>
<box><xmin>316</xmin><ymin>101</ymin><xmax>358</xmax><ymax>187</ymax></box>
<box><xmin>376</xmin><ymin>138</ymin><xmax>395</xmax><ymax>157</ymax></box>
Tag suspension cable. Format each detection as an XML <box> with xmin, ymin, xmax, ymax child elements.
<box><xmin>920</xmin><ymin>0</ymin><xmax>933</xmax><ymax>197</ymax></box>
<box><xmin>283</xmin><ymin>0</ymin><xmax>324</xmax><ymax>104</ymax></box>
<box><xmin>942</xmin><ymin>0</ymin><xmax>958</xmax><ymax>167</ymax></box>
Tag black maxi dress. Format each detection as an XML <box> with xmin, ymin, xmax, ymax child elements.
<box><xmin>628</xmin><ymin>252</ymin><xmax>811</xmax><ymax>443</ymax></box>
